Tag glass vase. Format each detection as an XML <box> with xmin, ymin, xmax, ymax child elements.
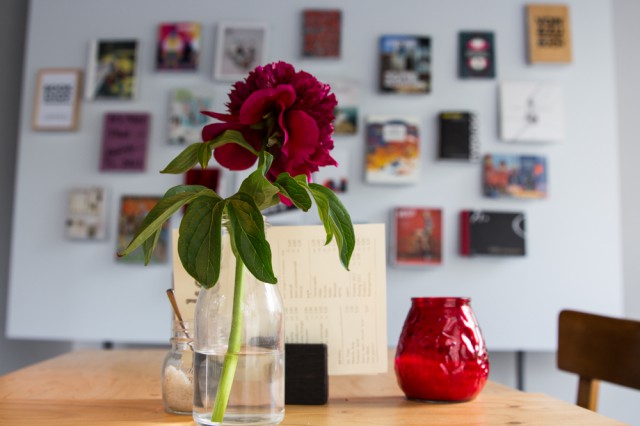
<box><xmin>162</xmin><ymin>319</ymin><xmax>194</xmax><ymax>414</ymax></box>
<box><xmin>192</xmin><ymin>221</ymin><xmax>284</xmax><ymax>426</ymax></box>
<box><xmin>394</xmin><ymin>297</ymin><xmax>489</xmax><ymax>402</ymax></box>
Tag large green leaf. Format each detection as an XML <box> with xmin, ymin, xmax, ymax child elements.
<box><xmin>161</xmin><ymin>143</ymin><xmax>201</xmax><ymax>174</ymax></box>
<box><xmin>273</xmin><ymin>173</ymin><xmax>312</xmax><ymax>211</ymax></box>
<box><xmin>308</xmin><ymin>183</ymin><xmax>355</xmax><ymax>270</ymax></box>
<box><xmin>178</xmin><ymin>198</ymin><xmax>226</xmax><ymax>288</ymax></box>
<box><xmin>239</xmin><ymin>171</ymin><xmax>280</xmax><ymax>211</ymax></box>
<box><xmin>118</xmin><ymin>185</ymin><xmax>218</xmax><ymax>263</ymax></box>
<box><xmin>226</xmin><ymin>193</ymin><xmax>277</xmax><ymax>284</ymax></box>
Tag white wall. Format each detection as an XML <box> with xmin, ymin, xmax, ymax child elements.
<box><xmin>6</xmin><ymin>0</ymin><xmax>624</xmax><ymax>352</ymax></box>
<box><xmin>0</xmin><ymin>0</ymin><xmax>72</xmax><ymax>375</ymax></box>
<box><xmin>2</xmin><ymin>1</ymin><xmax>638</xmax><ymax>424</ymax></box>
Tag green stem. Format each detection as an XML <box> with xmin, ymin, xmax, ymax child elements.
<box><xmin>211</xmin><ymin>256</ymin><xmax>245</xmax><ymax>423</ymax></box>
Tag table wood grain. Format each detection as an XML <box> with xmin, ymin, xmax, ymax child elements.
<box><xmin>0</xmin><ymin>350</ymin><xmax>628</xmax><ymax>425</ymax></box>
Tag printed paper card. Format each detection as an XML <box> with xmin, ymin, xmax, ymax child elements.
<box><xmin>393</xmin><ymin>207</ymin><xmax>442</xmax><ymax>266</ymax></box>
<box><xmin>302</xmin><ymin>9</ymin><xmax>341</xmax><ymax>58</ymax></box>
<box><xmin>499</xmin><ymin>81</ymin><xmax>565</xmax><ymax>143</ymax></box>
<box><xmin>329</xmin><ymin>78</ymin><xmax>359</xmax><ymax>135</ymax></box>
<box><xmin>527</xmin><ymin>4</ymin><xmax>572</xmax><ymax>63</ymax></box>
<box><xmin>66</xmin><ymin>187</ymin><xmax>107</xmax><ymax>240</ymax></box>
<box><xmin>168</xmin><ymin>88</ymin><xmax>213</xmax><ymax>145</ymax></box>
<box><xmin>483</xmin><ymin>153</ymin><xmax>548</xmax><ymax>199</ymax></box>
<box><xmin>379</xmin><ymin>35</ymin><xmax>431</xmax><ymax>93</ymax></box>
<box><xmin>459</xmin><ymin>31</ymin><xmax>496</xmax><ymax>78</ymax></box>
<box><xmin>85</xmin><ymin>39</ymin><xmax>139</xmax><ymax>100</ymax></box>
<box><xmin>172</xmin><ymin>223</ymin><xmax>388</xmax><ymax>375</ymax></box>
<box><xmin>100</xmin><ymin>112</ymin><xmax>150</xmax><ymax>172</ymax></box>
<box><xmin>365</xmin><ymin>116</ymin><xmax>420</xmax><ymax>184</ymax></box>
<box><xmin>156</xmin><ymin>22</ymin><xmax>201</xmax><ymax>71</ymax></box>
<box><xmin>117</xmin><ymin>196</ymin><xmax>169</xmax><ymax>264</ymax></box>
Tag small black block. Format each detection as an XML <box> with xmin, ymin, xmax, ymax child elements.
<box><xmin>285</xmin><ymin>343</ymin><xmax>328</xmax><ymax>405</ymax></box>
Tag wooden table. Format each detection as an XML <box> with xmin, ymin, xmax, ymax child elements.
<box><xmin>0</xmin><ymin>350</ymin><xmax>627</xmax><ymax>425</ymax></box>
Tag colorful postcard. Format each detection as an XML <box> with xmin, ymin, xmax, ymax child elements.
<box><xmin>482</xmin><ymin>153</ymin><xmax>547</xmax><ymax>199</ymax></box>
<box><xmin>214</xmin><ymin>22</ymin><xmax>268</xmax><ymax>81</ymax></box>
<box><xmin>379</xmin><ymin>35</ymin><xmax>431</xmax><ymax>93</ymax></box>
<box><xmin>527</xmin><ymin>4</ymin><xmax>572</xmax><ymax>63</ymax></box>
<box><xmin>66</xmin><ymin>187</ymin><xmax>107</xmax><ymax>240</ymax></box>
<box><xmin>32</xmin><ymin>68</ymin><xmax>82</xmax><ymax>131</ymax></box>
<box><xmin>314</xmin><ymin>148</ymin><xmax>349</xmax><ymax>193</ymax></box>
<box><xmin>302</xmin><ymin>9</ymin><xmax>341</xmax><ymax>58</ymax></box>
<box><xmin>393</xmin><ymin>207</ymin><xmax>442</xmax><ymax>266</ymax></box>
<box><xmin>168</xmin><ymin>88</ymin><xmax>213</xmax><ymax>145</ymax></box>
<box><xmin>459</xmin><ymin>31</ymin><xmax>495</xmax><ymax>78</ymax></box>
<box><xmin>117</xmin><ymin>195</ymin><xmax>169</xmax><ymax>264</ymax></box>
<box><xmin>156</xmin><ymin>22</ymin><xmax>201</xmax><ymax>71</ymax></box>
<box><xmin>100</xmin><ymin>112</ymin><xmax>150</xmax><ymax>172</ymax></box>
<box><xmin>365</xmin><ymin>116</ymin><xmax>420</xmax><ymax>184</ymax></box>
<box><xmin>85</xmin><ymin>39</ymin><xmax>139</xmax><ymax>100</ymax></box>
<box><xmin>499</xmin><ymin>81</ymin><xmax>565</xmax><ymax>143</ymax></box>
<box><xmin>329</xmin><ymin>78</ymin><xmax>359</xmax><ymax>135</ymax></box>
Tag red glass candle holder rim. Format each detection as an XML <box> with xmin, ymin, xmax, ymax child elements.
<box><xmin>410</xmin><ymin>297</ymin><xmax>471</xmax><ymax>307</ymax></box>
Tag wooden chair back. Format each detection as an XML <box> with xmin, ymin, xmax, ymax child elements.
<box><xmin>557</xmin><ymin>309</ymin><xmax>640</xmax><ymax>411</ymax></box>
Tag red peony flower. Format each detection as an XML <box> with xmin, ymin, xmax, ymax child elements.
<box><xmin>201</xmin><ymin>62</ymin><xmax>338</xmax><ymax>181</ymax></box>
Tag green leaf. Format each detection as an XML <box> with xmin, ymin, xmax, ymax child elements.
<box><xmin>198</xmin><ymin>142</ymin><xmax>213</xmax><ymax>169</ymax></box>
<box><xmin>210</xmin><ymin>130</ymin><xmax>260</xmax><ymax>156</ymax></box>
<box><xmin>118</xmin><ymin>185</ymin><xmax>218</xmax><ymax>262</ymax></box>
<box><xmin>238</xmin><ymin>171</ymin><xmax>280</xmax><ymax>211</ymax></box>
<box><xmin>161</xmin><ymin>143</ymin><xmax>201</xmax><ymax>174</ymax></box>
<box><xmin>257</xmin><ymin>151</ymin><xmax>273</xmax><ymax>175</ymax></box>
<box><xmin>308</xmin><ymin>183</ymin><xmax>355</xmax><ymax>270</ymax></box>
<box><xmin>142</xmin><ymin>229</ymin><xmax>162</xmax><ymax>265</ymax></box>
<box><xmin>178</xmin><ymin>198</ymin><xmax>226</xmax><ymax>288</ymax></box>
<box><xmin>273</xmin><ymin>173</ymin><xmax>312</xmax><ymax>211</ymax></box>
<box><xmin>226</xmin><ymin>193</ymin><xmax>277</xmax><ymax>284</ymax></box>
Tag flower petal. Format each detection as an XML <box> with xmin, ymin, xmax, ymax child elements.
<box><xmin>281</xmin><ymin>110</ymin><xmax>318</xmax><ymax>164</ymax></box>
<box><xmin>239</xmin><ymin>88</ymin><xmax>277</xmax><ymax>125</ymax></box>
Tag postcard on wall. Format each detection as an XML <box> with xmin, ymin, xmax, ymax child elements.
<box><xmin>117</xmin><ymin>195</ymin><xmax>169</xmax><ymax>264</ymax></box>
<box><xmin>66</xmin><ymin>187</ymin><xmax>107</xmax><ymax>240</ymax></box>
<box><xmin>329</xmin><ymin>78</ymin><xmax>359</xmax><ymax>135</ymax></box>
<box><xmin>392</xmin><ymin>207</ymin><xmax>442</xmax><ymax>267</ymax></box>
<box><xmin>313</xmin><ymin>148</ymin><xmax>349</xmax><ymax>193</ymax></box>
<box><xmin>214</xmin><ymin>22</ymin><xmax>268</xmax><ymax>81</ymax></box>
<box><xmin>302</xmin><ymin>9</ymin><xmax>341</xmax><ymax>58</ymax></box>
<box><xmin>100</xmin><ymin>112</ymin><xmax>150</xmax><ymax>172</ymax></box>
<box><xmin>483</xmin><ymin>153</ymin><xmax>547</xmax><ymax>199</ymax></box>
<box><xmin>32</xmin><ymin>68</ymin><xmax>82</xmax><ymax>131</ymax></box>
<box><xmin>379</xmin><ymin>35</ymin><xmax>431</xmax><ymax>93</ymax></box>
<box><xmin>168</xmin><ymin>88</ymin><xmax>213</xmax><ymax>145</ymax></box>
<box><xmin>526</xmin><ymin>4</ymin><xmax>572</xmax><ymax>63</ymax></box>
<box><xmin>499</xmin><ymin>81</ymin><xmax>565</xmax><ymax>143</ymax></box>
<box><xmin>156</xmin><ymin>22</ymin><xmax>201</xmax><ymax>71</ymax></box>
<box><xmin>85</xmin><ymin>39</ymin><xmax>139</xmax><ymax>100</ymax></box>
<box><xmin>438</xmin><ymin>111</ymin><xmax>479</xmax><ymax>161</ymax></box>
<box><xmin>185</xmin><ymin>167</ymin><xmax>221</xmax><ymax>192</ymax></box>
<box><xmin>172</xmin><ymin>223</ymin><xmax>388</xmax><ymax>375</ymax></box>
<box><xmin>460</xmin><ymin>210</ymin><xmax>526</xmax><ymax>256</ymax></box>
<box><xmin>365</xmin><ymin>116</ymin><xmax>420</xmax><ymax>184</ymax></box>
<box><xmin>459</xmin><ymin>31</ymin><xmax>495</xmax><ymax>78</ymax></box>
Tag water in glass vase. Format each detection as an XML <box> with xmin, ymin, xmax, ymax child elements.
<box><xmin>193</xmin><ymin>346</ymin><xmax>284</xmax><ymax>426</ymax></box>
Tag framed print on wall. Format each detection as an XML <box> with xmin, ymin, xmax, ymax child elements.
<box><xmin>32</xmin><ymin>68</ymin><xmax>82</xmax><ymax>131</ymax></box>
<box><xmin>214</xmin><ymin>22</ymin><xmax>268</xmax><ymax>81</ymax></box>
